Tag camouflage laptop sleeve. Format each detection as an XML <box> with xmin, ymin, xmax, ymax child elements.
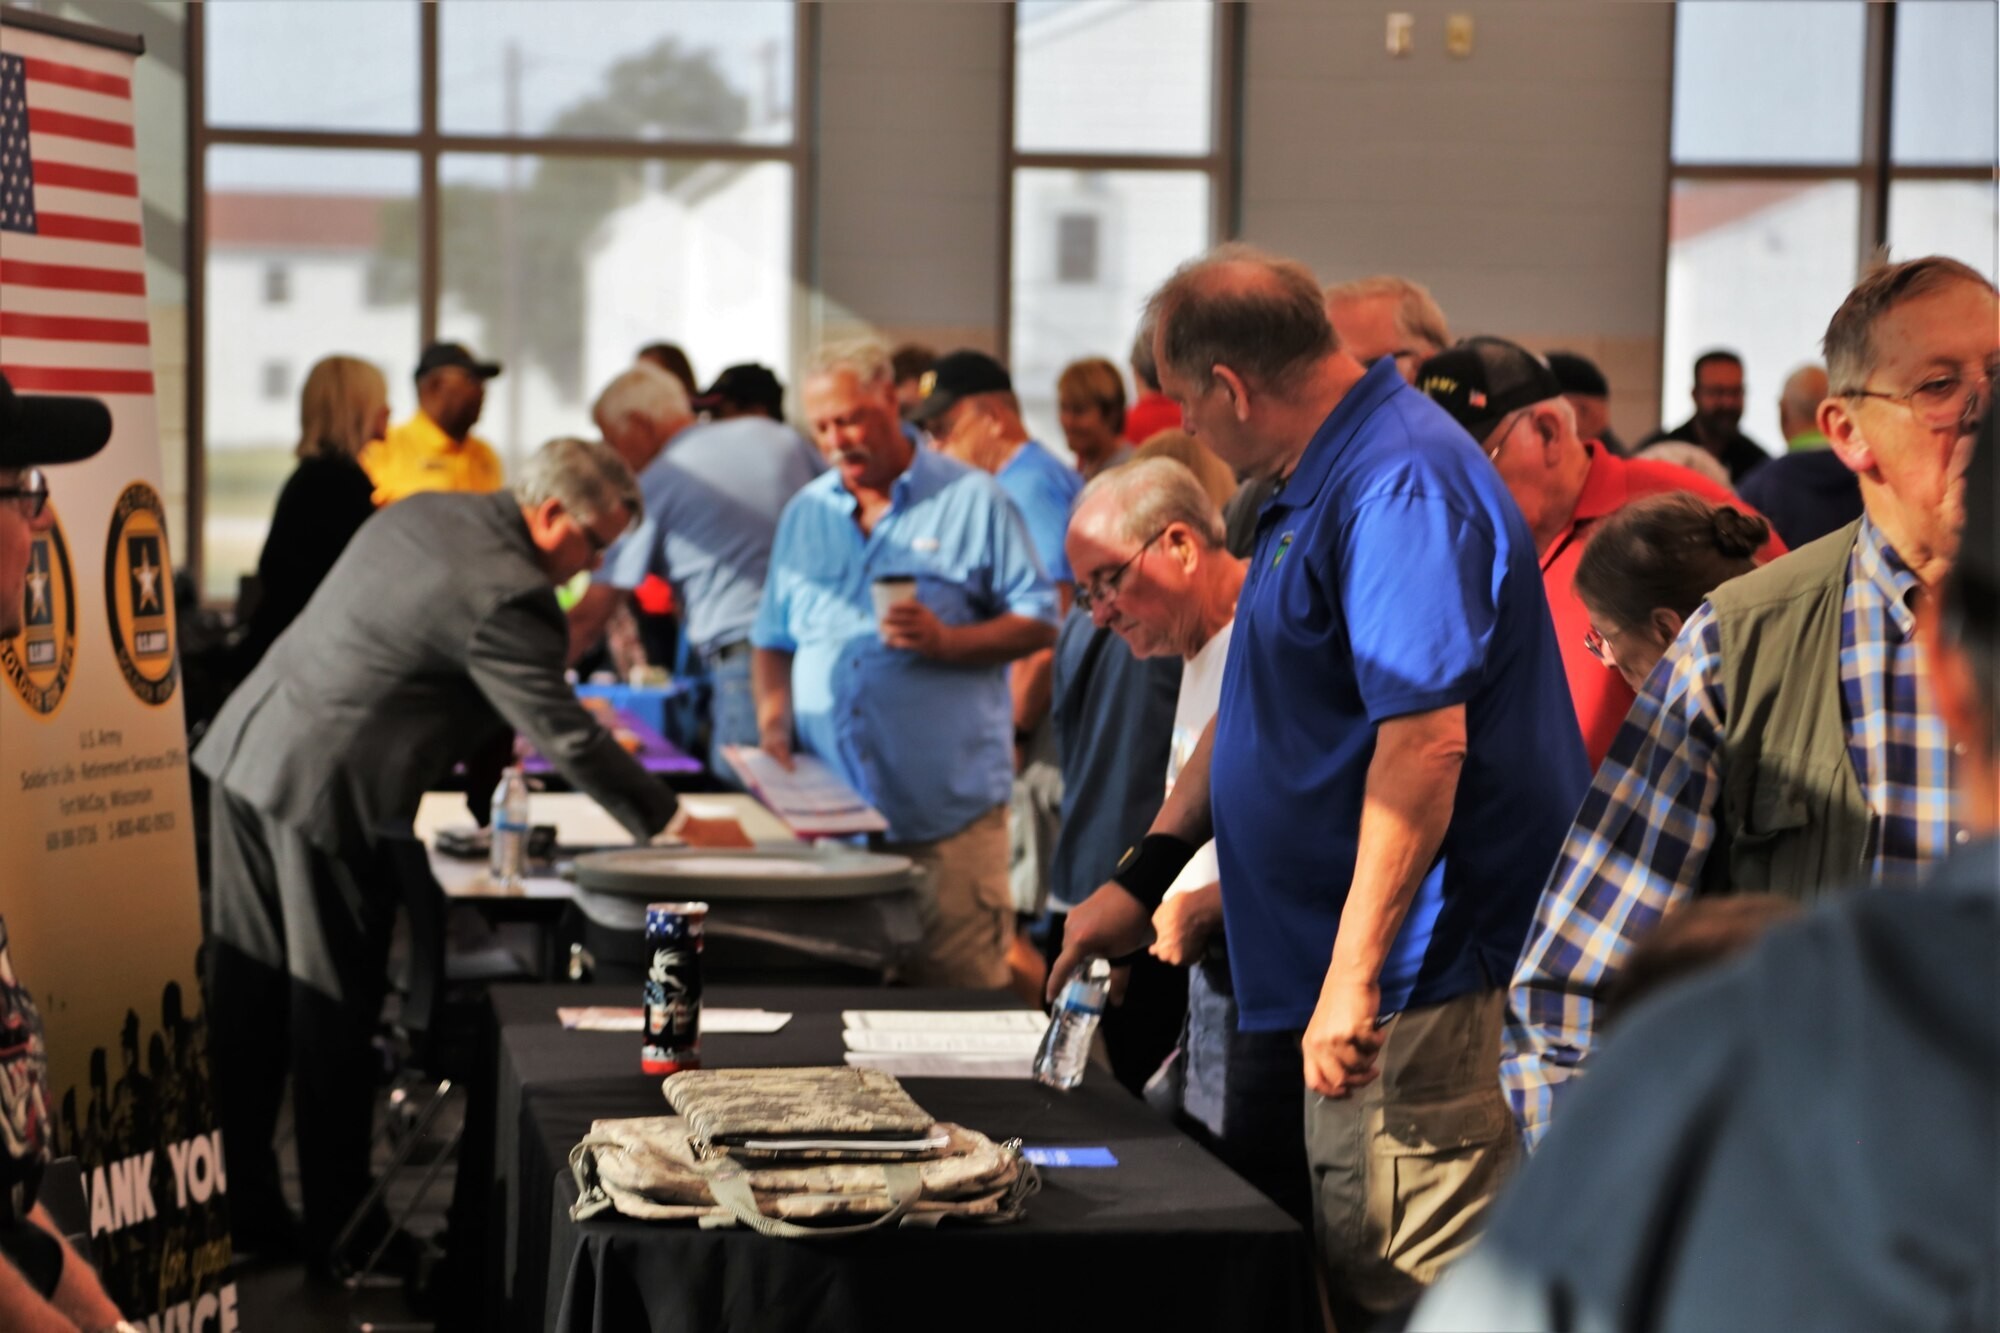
<box><xmin>569</xmin><ymin>1115</ymin><xmax>1039</xmax><ymax>1238</ymax></box>
<box><xmin>662</xmin><ymin>1066</ymin><xmax>940</xmax><ymax>1161</ymax></box>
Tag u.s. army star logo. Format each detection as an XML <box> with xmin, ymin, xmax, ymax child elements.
<box><xmin>2</xmin><ymin>506</ymin><xmax>77</xmax><ymax>718</ymax></box>
<box><xmin>103</xmin><ymin>482</ymin><xmax>179</xmax><ymax>706</ymax></box>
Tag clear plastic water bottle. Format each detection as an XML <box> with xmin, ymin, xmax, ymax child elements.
<box><xmin>1033</xmin><ymin>956</ymin><xmax>1111</xmax><ymax>1090</ymax></box>
<box><xmin>489</xmin><ymin>766</ymin><xmax>530</xmax><ymax>887</ymax></box>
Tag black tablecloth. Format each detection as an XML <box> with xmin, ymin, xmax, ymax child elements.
<box><xmin>479</xmin><ymin>983</ymin><xmax>1317</xmax><ymax>1333</ymax></box>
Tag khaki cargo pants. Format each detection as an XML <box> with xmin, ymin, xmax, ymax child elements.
<box><xmin>883</xmin><ymin>804</ymin><xmax>1013</xmax><ymax>989</ymax></box>
<box><xmin>1305</xmin><ymin>986</ymin><xmax>1518</xmax><ymax>1314</ymax></box>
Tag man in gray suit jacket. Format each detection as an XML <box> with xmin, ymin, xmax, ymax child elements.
<box><xmin>196</xmin><ymin>437</ymin><xmax>720</xmax><ymax>1267</ymax></box>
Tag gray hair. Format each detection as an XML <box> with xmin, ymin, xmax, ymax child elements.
<box><xmin>1824</xmin><ymin>256</ymin><xmax>1995</xmax><ymax>394</ymax></box>
<box><xmin>1143</xmin><ymin>243</ymin><xmax>1335</xmax><ymax>395</ymax></box>
<box><xmin>592</xmin><ymin>361</ymin><xmax>690</xmax><ymax>439</ymax></box>
<box><xmin>1634</xmin><ymin>441</ymin><xmax>1734</xmax><ymax>491</ymax></box>
<box><xmin>1077</xmin><ymin>455</ymin><xmax>1225</xmax><ymax>550</ymax></box>
<box><xmin>514</xmin><ymin>436</ymin><xmax>642</xmax><ymax>529</ymax></box>
<box><xmin>805</xmin><ymin>336</ymin><xmax>895</xmax><ymax>390</ymax></box>
<box><xmin>1324</xmin><ymin>274</ymin><xmax>1453</xmax><ymax>356</ymax></box>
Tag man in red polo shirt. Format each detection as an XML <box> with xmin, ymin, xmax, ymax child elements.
<box><xmin>1418</xmin><ymin>338</ymin><xmax>1785</xmax><ymax>768</ymax></box>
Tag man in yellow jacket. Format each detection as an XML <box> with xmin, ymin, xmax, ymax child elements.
<box><xmin>362</xmin><ymin>341</ymin><xmax>505</xmax><ymax>503</ymax></box>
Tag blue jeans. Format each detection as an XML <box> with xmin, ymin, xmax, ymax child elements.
<box><xmin>704</xmin><ymin>645</ymin><xmax>759</xmax><ymax>785</ymax></box>
<box><xmin>1177</xmin><ymin>946</ymin><xmax>1312</xmax><ymax>1226</ymax></box>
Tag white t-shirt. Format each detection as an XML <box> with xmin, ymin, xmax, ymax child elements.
<box><xmin>1164</xmin><ymin>620</ymin><xmax>1231</xmax><ymax>898</ymax></box>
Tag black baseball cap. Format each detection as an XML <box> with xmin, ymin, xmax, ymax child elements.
<box><xmin>415</xmin><ymin>341</ymin><xmax>502</xmax><ymax>382</ymax></box>
<box><xmin>908</xmin><ymin>349</ymin><xmax>1013</xmax><ymax>425</ymax></box>
<box><xmin>692</xmin><ymin>363</ymin><xmax>785</xmax><ymax>417</ymax></box>
<box><xmin>1416</xmin><ymin>337</ymin><xmax>1566</xmax><ymax>444</ymax></box>
<box><xmin>1545</xmin><ymin>350</ymin><xmax>1610</xmax><ymax>399</ymax></box>
<box><xmin>0</xmin><ymin>371</ymin><xmax>112</xmax><ymax>469</ymax></box>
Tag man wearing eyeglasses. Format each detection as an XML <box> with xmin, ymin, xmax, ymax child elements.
<box><xmin>1063</xmin><ymin>457</ymin><xmax>1321</xmax><ymax>1223</ymax></box>
<box><xmin>0</xmin><ymin>373</ymin><xmax>138</xmax><ymax>1333</ymax></box>
<box><xmin>1416</xmin><ymin>337</ymin><xmax>1786</xmax><ymax>770</ymax></box>
<box><xmin>1638</xmin><ymin>349</ymin><xmax>1772</xmax><ymax>484</ymax></box>
<box><xmin>1048</xmin><ymin>248</ymin><xmax>1588</xmax><ymax>1323</ymax></box>
<box><xmin>1416</xmin><ymin>403</ymin><xmax>2000</xmax><ymax>1333</ymax></box>
<box><xmin>1507</xmin><ymin>256</ymin><xmax>2000</xmax><ymax>1152</ymax></box>
<box><xmin>196</xmin><ymin>437</ymin><xmax>740</xmax><ymax>1275</ymax></box>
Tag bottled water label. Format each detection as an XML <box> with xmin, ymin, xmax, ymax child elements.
<box><xmin>1032</xmin><ymin>956</ymin><xmax>1112</xmax><ymax>1091</ymax></box>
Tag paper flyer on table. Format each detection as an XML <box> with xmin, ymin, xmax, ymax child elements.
<box><xmin>842</xmin><ymin>1009</ymin><xmax>1049</xmax><ymax>1034</ymax></box>
<box><xmin>842</xmin><ymin>1028</ymin><xmax>1045</xmax><ymax>1054</ymax></box>
<box><xmin>558</xmin><ymin>1006</ymin><xmax>792</xmax><ymax>1033</ymax></box>
<box><xmin>844</xmin><ymin>1051</ymin><xmax>1035</xmax><ymax>1080</ymax></box>
<box><xmin>721</xmin><ymin>745</ymin><xmax>890</xmax><ymax>836</ymax></box>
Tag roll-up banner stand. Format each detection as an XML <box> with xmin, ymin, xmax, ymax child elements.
<box><xmin>1</xmin><ymin>7</ymin><xmax>236</xmax><ymax>1327</ymax></box>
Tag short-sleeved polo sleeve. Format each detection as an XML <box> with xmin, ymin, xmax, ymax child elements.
<box><xmin>1009</xmin><ymin>467</ymin><xmax>1077</xmax><ymax>584</ymax></box>
<box><xmin>988</xmin><ymin>489</ymin><xmax>1060</xmax><ymax>626</ymax></box>
<box><xmin>1337</xmin><ymin>493</ymin><xmax>1499</xmax><ymax>722</ymax></box>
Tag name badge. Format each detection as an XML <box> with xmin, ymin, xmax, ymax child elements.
<box><xmin>912</xmin><ymin>537</ymin><xmax>941</xmax><ymax>553</ymax></box>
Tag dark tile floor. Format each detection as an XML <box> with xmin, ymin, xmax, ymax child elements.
<box><xmin>230</xmin><ymin>1058</ymin><xmax>467</xmax><ymax>1330</ymax></box>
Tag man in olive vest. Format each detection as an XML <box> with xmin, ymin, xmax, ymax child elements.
<box><xmin>1414</xmin><ymin>405</ymin><xmax>2000</xmax><ymax>1333</ymax></box>
<box><xmin>1504</xmin><ymin>255</ymin><xmax>1999</xmax><ymax>1150</ymax></box>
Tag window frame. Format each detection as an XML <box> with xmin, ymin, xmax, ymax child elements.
<box><xmin>185</xmin><ymin>1</ymin><xmax>816</xmax><ymax>604</ymax></box>
<box><xmin>1667</xmin><ymin>3</ymin><xmax>1998</xmax><ymax>310</ymax></box>
<box><xmin>998</xmin><ymin>1</ymin><xmax>1243</xmax><ymax>368</ymax></box>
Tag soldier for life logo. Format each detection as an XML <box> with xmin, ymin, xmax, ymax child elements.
<box><xmin>104</xmin><ymin>482</ymin><xmax>179</xmax><ymax>707</ymax></box>
<box><xmin>2</xmin><ymin>507</ymin><xmax>78</xmax><ymax>717</ymax></box>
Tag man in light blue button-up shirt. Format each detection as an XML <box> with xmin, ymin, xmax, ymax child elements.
<box><xmin>753</xmin><ymin>340</ymin><xmax>1059</xmax><ymax>987</ymax></box>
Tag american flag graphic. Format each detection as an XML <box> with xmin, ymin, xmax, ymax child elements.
<box><xmin>0</xmin><ymin>37</ymin><xmax>153</xmax><ymax>399</ymax></box>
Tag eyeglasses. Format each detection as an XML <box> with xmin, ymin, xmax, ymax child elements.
<box><xmin>1840</xmin><ymin>357</ymin><xmax>1999</xmax><ymax>433</ymax></box>
<box><xmin>1075</xmin><ymin>528</ymin><xmax>1168</xmax><ymax>614</ymax></box>
<box><xmin>0</xmin><ymin>469</ymin><xmax>50</xmax><ymax>520</ymax></box>
<box><xmin>1481</xmin><ymin>408</ymin><xmax>1533</xmax><ymax>461</ymax></box>
<box><xmin>1582</xmin><ymin>626</ymin><xmax>1612</xmax><ymax>665</ymax></box>
<box><xmin>573</xmin><ymin>513</ymin><xmax>620</xmax><ymax>554</ymax></box>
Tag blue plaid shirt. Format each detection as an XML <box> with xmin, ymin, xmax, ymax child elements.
<box><xmin>1503</xmin><ymin>515</ymin><xmax>1960</xmax><ymax>1148</ymax></box>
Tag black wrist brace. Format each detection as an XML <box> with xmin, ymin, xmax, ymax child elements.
<box><xmin>1112</xmin><ymin>832</ymin><xmax>1199</xmax><ymax>911</ymax></box>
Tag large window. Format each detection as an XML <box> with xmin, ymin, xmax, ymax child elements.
<box><xmin>193</xmin><ymin>1</ymin><xmax>804</xmax><ymax>601</ymax></box>
<box><xmin>1007</xmin><ymin>1</ymin><xmax>1234</xmax><ymax>453</ymax></box>
<box><xmin>1666</xmin><ymin>2</ymin><xmax>1998</xmax><ymax>452</ymax></box>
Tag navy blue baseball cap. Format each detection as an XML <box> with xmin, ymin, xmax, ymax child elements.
<box><xmin>909</xmin><ymin>350</ymin><xmax>1013</xmax><ymax>425</ymax></box>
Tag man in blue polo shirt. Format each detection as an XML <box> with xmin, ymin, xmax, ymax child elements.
<box><xmin>753</xmin><ymin>339</ymin><xmax>1059</xmax><ymax>988</ymax></box>
<box><xmin>1051</xmin><ymin>246</ymin><xmax>1589</xmax><ymax>1320</ymax></box>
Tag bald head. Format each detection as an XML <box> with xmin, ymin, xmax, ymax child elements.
<box><xmin>1073</xmin><ymin>455</ymin><xmax>1226</xmax><ymax>552</ymax></box>
<box><xmin>1144</xmin><ymin>244</ymin><xmax>1335</xmax><ymax>397</ymax></box>
<box><xmin>1779</xmin><ymin>364</ymin><xmax>1829</xmax><ymax>444</ymax></box>
<box><xmin>1066</xmin><ymin>457</ymin><xmax>1240</xmax><ymax>660</ymax></box>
